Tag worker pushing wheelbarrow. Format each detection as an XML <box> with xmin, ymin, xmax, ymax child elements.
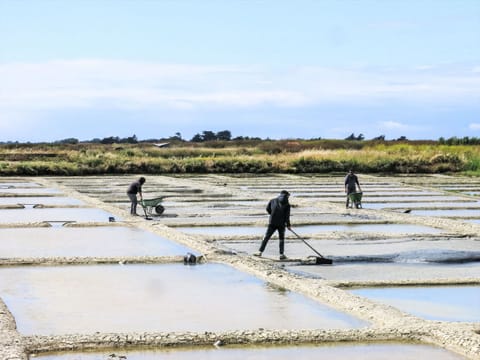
<box><xmin>344</xmin><ymin>169</ymin><xmax>362</xmax><ymax>209</ymax></box>
<box><xmin>126</xmin><ymin>177</ymin><xmax>166</xmax><ymax>219</ymax></box>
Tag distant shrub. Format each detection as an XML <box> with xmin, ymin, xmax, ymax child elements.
<box><xmin>0</xmin><ymin>141</ymin><xmax>477</xmax><ymax>175</ymax></box>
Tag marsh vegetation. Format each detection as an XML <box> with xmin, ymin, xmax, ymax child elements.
<box><xmin>0</xmin><ymin>139</ymin><xmax>479</xmax><ymax>176</ymax></box>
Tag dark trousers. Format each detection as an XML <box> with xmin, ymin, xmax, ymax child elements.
<box><xmin>259</xmin><ymin>224</ymin><xmax>285</xmax><ymax>254</ymax></box>
<box><xmin>127</xmin><ymin>193</ymin><xmax>138</xmax><ymax>214</ymax></box>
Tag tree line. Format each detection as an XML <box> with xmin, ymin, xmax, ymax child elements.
<box><xmin>3</xmin><ymin>131</ymin><xmax>480</xmax><ymax>145</ymax></box>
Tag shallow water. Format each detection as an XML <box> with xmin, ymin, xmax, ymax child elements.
<box><xmin>0</xmin><ymin>187</ymin><xmax>61</xmax><ymax>194</ymax></box>
<box><xmin>465</xmin><ymin>191</ymin><xmax>480</xmax><ymax>196</ymax></box>
<box><xmin>2</xmin><ymin>175</ymin><xmax>478</xmax><ymax>359</ymax></box>
<box><xmin>441</xmin><ymin>186</ymin><xmax>480</xmax><ymax>190</ymax></box>
<box><xmin>0</xmin><ymin>182</ymin><xmax>42</xmax><ymax>188</ymax></box>
<box><xmin>465</xmin><ymin>219</ymin><xmax>480</xmax><ymax>224</ymax></box>
<box><xmin>0</xmin><ymin>226</ymin><xmax>192</xmax><ymax>257</ymax></box>
<box><xmin>350</xmin><ymin>285</ymin><xmax>480</xmax><ymax>322</ymax></box>
<box><xmin>288</xmin><ymin>263</ymin><xmax>480</xmax><ymax>283</ymax></box>
<box><xmin>0</xmin><ymin>196</ymin><xmax>84</xmax><ymax>206</ymax></box>
<box><xmin>35</xmin><ymin>343</ymin><xmax>467</xmax><ymax>360</ymax></box>
<box><xmin>0</xmin><ymin>207</ymin><xmax>118</xmax><ymax>223</ymax></box>
<box><xmin>410</xmin><ymin>209</ymin><xmax>480</xmax><ymax>217</ymax></box>
<box><xmin>363</xmin><ymin>201</ymin><xmax>480</xmax><ymax>210</ymax></box>
<box><xmin>295</xmin><ymin>191</ymin><xmax>445</xmax><ymax>198</ymax></box>
<box><xmin>323</xmin><ymin>195</ymin><xmax>468</xmax><ymax>203</ymax></box>
<box><xmin>177</xmin><ymin>224</ymin><xmax>442</xmax><ymax>236</ymax></box>
<box><xmin>0</xmin><ymin>263</ymin><xmax>367</xmax><ymax>335</ymax></box>
<box><xmin>221</xmin><ymin>238</ymin><xmax>480</xmax><ymax>264</ymax></box>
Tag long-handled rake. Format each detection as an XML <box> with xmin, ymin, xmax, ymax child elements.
<box><xmin>289</xmin><ymin>228</ymin><xmax>333</xmax><ymax>265</ymax></box>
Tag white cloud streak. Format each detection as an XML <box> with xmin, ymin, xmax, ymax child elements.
<box><xmin>379</xmin><ymin>121</ymin><xmax>408</xmax><ymax>130</ymax></box>
<box><xmin>376</xmin><ymin>120</ymin><xmax>428</xmax><ymax>136</ymax></box>
<box><xmin>0</xmin><ymin>60</ymin><xmax>479</xmax><ymax>114</ymax></box>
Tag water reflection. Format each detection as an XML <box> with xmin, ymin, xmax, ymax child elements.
<box><xmin>0</xmin><ymin>227</ymin><xmax>192</xmax><ymax>257</ymax></box>
<box><xmin>0</xmin><ymin>208</ymin><xmax>117</xmax><ymax>223</ymax></box>
<box><xmin>178</xmin><ymin>224</ymin><xmax>442</xmax><ymax>236</ymax></box>
<box><xmin>36</xmin><ymin>343</ymin><xmax>466</xmax><ymax>360</ymax></box>
<box><xmin>0</xmin><ymin>263</ymin><xmax>366</xmax><ymax>335</ymax></box>
<box><xmin>351</xmin><ymin>285</ymin><xmax>480</xmax><ymax>322</ymax></box>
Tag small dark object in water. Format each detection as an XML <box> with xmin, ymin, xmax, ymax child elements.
<box><xmin>309</xmin><ymin>255</ymin><xmax>333</xmax><ymax>265</ymax></box>
<box><xmin>404</xmin><ymin>209</ymin><xmax>412</xmax><ymax>213</ymax></box>
<box><xmin>109</xmin><ymin>217</ymin><xmax>116</xmax><ymax>222</ymax></box>
<box><xmin>184</xmin><ymin>252</ymin><xmax>197</xmax><ymax>265</ymax></box>
<box><xmin>213</xmin><ymin>340</ymin><xmax>223</xmax><ymax>347</ymax></box>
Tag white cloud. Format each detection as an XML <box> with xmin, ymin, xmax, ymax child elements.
<box><xmin>1</xmin><ymin>59</ymin><xmax>479</xmax><ymax>115</ymax></box>
<box><xmin>469</xmin><ymin>123</ymin><xmax>480</xmax><ymax>131</ymax></box>
<box><xmin>379</xmin><ymin>121</ymin><xmax>408</xmax><ymax>130</ymax></box>
<box><xmin>377</xmin><ymin>120</ymin><xmax>430</xmax><ymax>135</ymax></box>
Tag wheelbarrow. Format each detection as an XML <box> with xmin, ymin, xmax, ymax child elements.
<box><xmin>140</xmin><ymin>196</ymin><xmax>166</xmax><ymax>219</ymax></box>
<box><xmin>348</xmin><ymin>191</ymin><xmax>363</xmax><ymax>208</ymax></box>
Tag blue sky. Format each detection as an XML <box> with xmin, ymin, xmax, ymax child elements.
<box><xmin>0</xmin><ymin>0</ymin><xmax>479</xmax><ymax>142</ymax></box>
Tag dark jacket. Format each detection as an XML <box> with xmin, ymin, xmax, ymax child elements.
<box><xmin>266</xmin><ymin>193</ymin><xmax>291</xmax><ymax>227</ymax></box>
<box><xmin>344</xmin><ymin>173</ymin><xmax>359</xmax><ymax>193</ymax></box>
<box><xmin>127</xmin><ymin>180</ymin><xmax>142</xmax><ymax>195</ymax></box>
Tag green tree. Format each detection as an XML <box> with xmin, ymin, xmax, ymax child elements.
<box><xmin>216</xmin><ymin>130</ymin><xmax>232</xmax><ymax>141</ymax></box>
<box><xmin>191</xmin><ymin>133</ymin><xmax>203</xmax><ymax>142</ymax></box>
<box><xmin>202</xmin><ymin>131</ymin><xmax>217</xmax><ymax>141</ymax></box>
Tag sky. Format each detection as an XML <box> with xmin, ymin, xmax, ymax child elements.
<box><xmin>0</xmin><ymin>0</ymin><xmax>479</xmax><ymax>142</ymax></box>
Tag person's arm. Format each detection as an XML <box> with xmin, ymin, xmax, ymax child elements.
<box><xmin>266</xmin><ymin>200</ymin><xmax>272</xmax><ymax>214</ymax></box>
<box><xmin>286</xmin><ymin>205</ymin><xmax>291</xmax><ymax>229</ymax></box>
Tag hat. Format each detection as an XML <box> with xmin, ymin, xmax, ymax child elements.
<box><xmin>280</xmin><ymin>190</ymin><xmax>290</xmax><ymax>196</ymax></box>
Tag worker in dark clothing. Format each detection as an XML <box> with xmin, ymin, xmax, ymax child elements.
<box><xmin>254</xmin><ymin>190</ymin><xmax>291</xmax><ymax>260</ymax></box>
<box><xmin>344</xmin><ymin>170</ymin><xmax>361</xmax><ymax>208</ymax></box>
<box><xmin>126</xmin><ymin>177</ymin><xmax>145</xmax><ymax>215</ymax></box>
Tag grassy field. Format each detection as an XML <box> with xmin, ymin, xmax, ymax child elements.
<box><xmin>0</xmin><ymin>140</ymin><xmax>479</xmax><ymax>176</ymax></box>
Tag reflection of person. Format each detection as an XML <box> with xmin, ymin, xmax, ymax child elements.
<box><xmin>254</xmin><ymin>190</ymin><xmax>291</xmax><ymax>260</ymax></box>
<box><xmin>344</xmin><ymin>169</ymin><xmax>361</xmax><ymax>208</ymax></box>
<box><xmin>126</xmin><ymin>177</ymin><xmax>145</xmax><ymax>215</ymax></box>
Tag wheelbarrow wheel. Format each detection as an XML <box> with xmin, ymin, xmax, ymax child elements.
<box><xmin>155</xmin><ymin>204</ymin><xmax>165</xmax><ymax>215</ymax></box>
